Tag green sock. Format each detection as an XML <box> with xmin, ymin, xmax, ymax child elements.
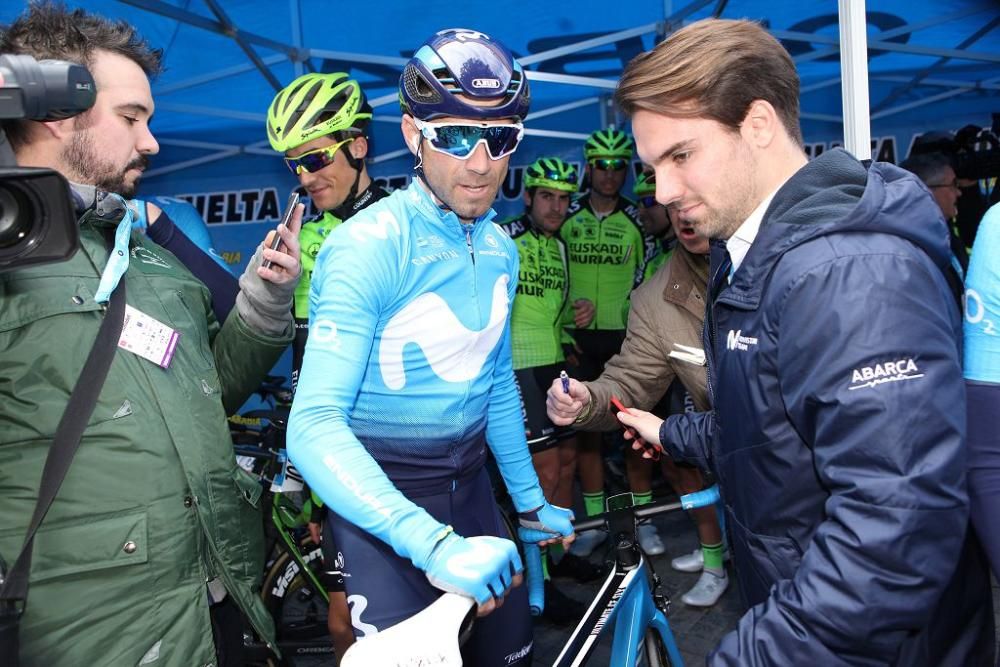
<box><xmin>633</xmin><ymin>490</ymin><xmax>653</xmax><ymax>506</ymax></box>
<box><xmin>541</xmin><ymin>546</ymin><xmax>550</xmax><ymax>581</ymax></box>
<box><xmin>583</xmin><ymin>491</ymin><xmax>605</xmax><ymax>517</ymax></box>
<box><xmin>702</xmin><ymin>542</ymin><xmax>724</xmax><ymax>575</ymax></box>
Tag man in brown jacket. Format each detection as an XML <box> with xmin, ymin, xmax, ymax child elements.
<box><xmin>546</xmin><ymin>204</ymin><xmax>729</xmax><ymax>607</ymax></box>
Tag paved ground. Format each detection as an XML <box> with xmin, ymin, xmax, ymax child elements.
<box><xmin>531</xmin><ymin>501</ymin><xmax>743</xmax><ymax>666</ymax></box>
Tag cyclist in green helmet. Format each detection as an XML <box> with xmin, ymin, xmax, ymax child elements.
<box><xmin>267</xmin><ymin>71</ymin><xmax>389</xmax><ymax>660</ymax></box>
<box><xmin>498</xmin><ymin>157</ymin><xmax>603</xmax><ymax>623</ymax></box>
<box><xmin>561</xmin><ymin>127</ymin><xmax>653</xmax><ymax>557</ymax></box>
<box><xmin>634</xmin><ymin>171</ymin><xmax>677</xmax><ymax>282</ymax></box>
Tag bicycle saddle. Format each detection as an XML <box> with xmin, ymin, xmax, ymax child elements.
<box><xmin>341</xmin><ymin>592</ymin><xmax>475</xmax><ymax>666</ymax></box>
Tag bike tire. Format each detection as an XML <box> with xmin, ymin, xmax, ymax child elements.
<box><xmin>259</xmin><ymin>539</ymin><xmax>336</xmax><ymax>666</ymax></box>
<box><xmin>641</xmin><ymin>627</ymin><xmax>673</xmax><ymax>667</ymax></box>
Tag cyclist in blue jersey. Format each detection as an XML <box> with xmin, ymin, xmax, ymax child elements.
<box><xmin>287</xmin><ymin>29</ymin><xmax>574</xmax><ymax>666</ymax></box>
<box><xmin>966</xmin><ymin>202</ymin><xmax>1000</xmax><ymax>581</ymax></box>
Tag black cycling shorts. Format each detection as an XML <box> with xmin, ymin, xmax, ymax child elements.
<box><xmin>514</xmin><ymin>363</ymin><xmax>575</xmax><ymax>453</ymax></box>
<box><xmin>319</xmin><ymin>517</ymin><xmax>346</xmax><ymax>593</ymax></box>
<box><xmin>568</xmin><ymin>329</ymin><xmax>626</xmax><ymax>381</ymax></box>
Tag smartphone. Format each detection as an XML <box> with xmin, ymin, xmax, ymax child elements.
<box><xmin>262</xmin><ymin>192</ymin><xmax>300</xmax><ymax>270</ymax></box>
<box><xmin>609</xmin><ymin>396</ymin><xmax>660</xmax><ymax>461</ymax></box>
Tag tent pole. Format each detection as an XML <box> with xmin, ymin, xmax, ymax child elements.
<box><xmin>838</xmin><ymin>0</ymin><xmax>871</xmax><ymax>160</ymax></box>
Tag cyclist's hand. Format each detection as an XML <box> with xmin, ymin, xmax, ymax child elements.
<box><xmin>307</xmin><ymin>521</ymin><xmax>322</xmax><ymax>545</ymax></box>
<box><xmin>573</xmin><ymin>298</ymin><xmax>595</xmax><ymax>328</ymax></box>
<box><xmin>546</xmin><ymin>376</ymin><xmax>591</xmax><ymax>426</ymax></box>
<box><xmin>615</xmin><ymin>408</ymin><xmax>665</xmax><ymax>459</ymax></box>
<box><xmin>518</xmin><ymin>503</ymin><xmax>575</xmax><ymax>548</ymax></box>
<box><xmin>424</xmin><ymin>533</ymin><xmax>523</xmax><ymax>617</ymax></box>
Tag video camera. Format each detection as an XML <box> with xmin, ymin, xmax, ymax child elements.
<box><xmin>910</xmin><ymin>114</ymin><xmax>1000</xmax><ymax>182</ymax></box>
<box><xmin>0</xmin><ymin>54</ymin><xmax>96</xmax><ymax>273</ymax></box>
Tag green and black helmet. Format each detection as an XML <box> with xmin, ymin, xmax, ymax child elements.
<box><xmin>583</xmin><ymin>127</ymin><xmax>634</xmax><ymax>160</ymax></box>
<box><xmin>267</xmin><ymin>72</ymin><xmax>372</xmax><ymax>152</ymax></box>
<box><xmin>633</xmin><ymin>171</ymin><xmax>656</xmax><ymax>197</ymax></box>
<box><xmin>524</xmin><ymin>157</ymin><xmax>579</xmax><ymax>193</ymax></box>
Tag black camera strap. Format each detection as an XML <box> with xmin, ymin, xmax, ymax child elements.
<box><xmin>0</xmin><ymin>278</ymin><xmax>126</xmax><ymax>609</ymax></box>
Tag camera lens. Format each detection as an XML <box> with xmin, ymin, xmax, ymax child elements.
<box><xmin>0</xmin><ymin>185</ymin><xmax>35</xmax><ymax>250</ymax></box>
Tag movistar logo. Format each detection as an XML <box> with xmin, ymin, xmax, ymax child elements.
<box><xmin>726</xmin><ymin>329</ymin><xmax>758</xmax><ymax>351</ymax></box>
<box><xmin>849</xmin><ymin>358</ymin><xmax>923</xmax><ymax>390</ymax></box>
<box><xmin>379</xmin><ymin>275</ymin><xmax>509</xmax><ymax>389</ymax></box>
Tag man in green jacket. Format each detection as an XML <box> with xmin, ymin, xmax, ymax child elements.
<box><xmin>0</xmin><ymin>5</ymin><xmax>300</xmax><ymax>665</ymax></box>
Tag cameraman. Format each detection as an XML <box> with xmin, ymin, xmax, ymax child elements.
<box><xmin>0</xmin><ymin>3</ymin><xmax>300</xmax><ymax>665</ymax></box>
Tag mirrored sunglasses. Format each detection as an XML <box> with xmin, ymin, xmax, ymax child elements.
<box><xmin>639</xmin><ymin>195</ymin><xmax>659</xmax><ymax>208</ymax></box>
<box><xmin>590</xmin><ymin>158</ymin><xmax>628</xmax><ymax>171</ymax></box>
<box><xmin>414</xmin><ymin>119</ymin><xmax>524</xmax><ymax>161</ymax></box>
<box><xmin>284</xmin><ymin>137</ymin><xmax>355</xmax><ymax>175</ymax></box>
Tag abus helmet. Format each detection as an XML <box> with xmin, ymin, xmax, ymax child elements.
<box><xmin>524</xmin><ymin>157</ymin><xmax>579</xmax><ymax>193</ymax></box>
<box><xmin>267</xmin><ymin>72</ymin><xmax>372</xmax><ymax>152</ymax></box>
<box><xmin>584</xmin><ymin>127</ymin><xmax>634</xmax><ymax>160</ymax></box>
<box><xmin>399</xmin><ymin>28</ymin><xmax>530</xmax><ymax>121</ymax></box>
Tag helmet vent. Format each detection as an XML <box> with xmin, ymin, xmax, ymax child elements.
<box><xmin>403</xmin><ymin>65</ymin><xmax>441</xmax><ymax>104</ymax></box>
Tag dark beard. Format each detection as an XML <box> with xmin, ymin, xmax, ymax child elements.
<box><xmin>62</xmin><ymin>131</ymin><xmax>149</xmax><ymax>199</ymax></box>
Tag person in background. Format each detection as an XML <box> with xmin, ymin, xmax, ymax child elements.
<box><xmin>560</xmin><ymin>127</ymin><xmax>650</xmax><ymax>556</ymax></box>
<box><xmin>498</xmin><ymin>156</ymin><xmax>602</xmax><ymax>624</ymax></box>
<box><xmin>265</xmin><ymin>70</ymin><xmax>390</xmax><ymax>661</ymax></box>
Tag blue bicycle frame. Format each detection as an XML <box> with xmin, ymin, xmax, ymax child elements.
<box><xmin>521</xmin><ymin>485</ymin><xmax>722</xmax><ymax>667</ymax></box>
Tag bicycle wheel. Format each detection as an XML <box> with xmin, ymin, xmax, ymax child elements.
<box><xmin>639</xmin><ymin>627</ymin><xmax>673</xmax><ymax>667</ymax></box>
<box><xmin>260</xmin><ymin>540</ymin><xmax>336</xmax><ymax>665</ymax></box>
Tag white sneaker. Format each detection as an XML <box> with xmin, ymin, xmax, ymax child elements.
<box><xmin>636</xmin><ymin>523</ymin><xmax>665</xmax><ymax>555</ymax></box>
<box><xmin>671</xmin><ymin>548</ymin><xmax>703</xmax><ymax>573</ymax></box>
<box><xmin>681</xmin><ymin>570</ymin><xmax>729</xmax><ymax>607</ymax></box>
<box><xmin>568</xmin><ymin>528</ymin><xmax>607</xmax><ymax>557</ymax></box>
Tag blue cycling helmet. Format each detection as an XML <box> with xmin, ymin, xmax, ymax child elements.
<box><xmin>399</xmin><ymin>28</ymin><xmax>530</xmax><ymax>122</ymax></box>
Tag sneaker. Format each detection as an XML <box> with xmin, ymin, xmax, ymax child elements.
<box><xmin>636</xmin><ymin>523</ymin><xmax>666</xmax><ymax>556</ymax></box>
<box><xmin>541</xmin><ymin>580</ymin><xmax>586</xmax><ymax>626</ymax></box>
<box><xmin>680</xmin><ymin>570</ymin><xmax>729</xmax><ymax>607</ymax></box>
<box><xmin>549</xmin><ymin>553</ymin><xmax>607</xmax><ymax>582</ymax></box>
<box><xmin>568</xmin><ymin>528</ymin><xmax>607</xmax><ymax>558</ymax></box>
<box><xmin>671</xmin><ymin>548</ymin><xmax>703</xmax><ymax>573</ymax></box>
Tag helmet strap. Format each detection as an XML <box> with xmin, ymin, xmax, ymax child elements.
<box><xmin>412</xmin><ymin>141</ymin><xmax>454</xmax><ymax>214</ymax></box>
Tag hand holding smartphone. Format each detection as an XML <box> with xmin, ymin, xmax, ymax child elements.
<box><xmin>610</xmin><ymin>396</ymin><xmax>660</xmax><ymax>461</ymax></box>
<box><xmin>262</xmin><ymin>192</ymin><xmax>300</xmax><ymax>270</ymax></box>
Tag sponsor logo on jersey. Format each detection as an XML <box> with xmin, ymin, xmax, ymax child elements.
<box><xmin>311</xmin><ymin>319</ymin><xmax>343</xmax><ymax>351</ymax></box>
<box><xmin>131</xmin><ymin>246</ymin><xmax>171</xmax><ymax>268</ymax></box>
<box><xmin>347</xmin><ymin>594</ymin><xmax>379</xmax><ymax>637</ymax></box>
<box><xmin>380</xmin><ymin>275</ymin><xmax>510</xmax><ymax>389</ymax></box>
<box><xmin>350</xmin><ymin>210</ymin><xmax>401</xmax><ymax>242</ymax></box>
<box><xmin>848</xmin><ymin>358</ymin><xmax>923</xmax><ymax>390</ymax></box>
<box><xmin>485</xmin><ymin>233</ymin><xmax>499</xmax><ymax>248</ymax></box>
<box><xmin>726</xmin><ymin>329</ymin><xmax>758</xmax><ymax>351</ymax></box>
<box><xmin>412</xmin><ymin>249</ymin><xmax>461</xmax><ymax>266</ymax></box>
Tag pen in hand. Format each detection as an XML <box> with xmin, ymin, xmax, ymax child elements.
<box><xmin>560</xmin><ymin>370</ymin><xmax>570</xmax><ymax>394</ymax></box>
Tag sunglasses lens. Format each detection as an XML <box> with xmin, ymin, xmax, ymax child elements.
<box><xmin>593</xmin><ymin>158</ymin><xmax>627</xmax><ymax>171</ymax></box>
<box><xmin>641</xmin><ymin>196</ymin><xmax>657</xmax><ymax>208</ymax></box>
<box><xmin>428</xmin><ymin>124</ymin><xmax>522</xmax><ymax>159</ymax></box>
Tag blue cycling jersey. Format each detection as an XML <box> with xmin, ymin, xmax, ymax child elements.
<box><xmin>287</xmin><ymin>182</ymin><xmax>544</xmax><ymax>569</ymax></box>
<box><xmin>964</xmin><ymin>203</ymin><xmax>1000</xmax><ymax>383</ymax></box>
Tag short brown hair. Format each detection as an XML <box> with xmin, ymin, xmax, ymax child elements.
<box><xmin>1</xmin><ymin>1</ymin><xmax>163</xmax><ymax>149</ymax></box>
<box><xmin>616</xmin><ymin>19</ymin><xmax>803</xmax><ymax>146</ymax></box>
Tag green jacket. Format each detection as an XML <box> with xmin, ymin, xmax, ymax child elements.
<box><xmin>0</xmin><ymin>209</ymin><xmax>291</xmax><ymax>666</ymax></box>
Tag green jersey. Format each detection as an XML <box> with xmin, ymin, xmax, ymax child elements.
<box><xmin>499</xmin><ymin>213</ymin><xmax>570</xmax><ymax>370</ymax></box>
<box><xmin>561</xmin><ymin>194</ymin><xmax>647</xmax><ymax>330</ymax></box>
<box><xmin>642</xmin><ymin>237</ymin><xmax>677</xmax><ymax>282</ymax></box>
<box><xmin>296</xmin><ymin>210</ymin><xmax>343</xmax><ymax>319</ymax></box>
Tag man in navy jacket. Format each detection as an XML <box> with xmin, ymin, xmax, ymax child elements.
<box><xmin>609</xmin><ymin>18</ymin><xmax>993</xmax><ymax>665</ymax></box>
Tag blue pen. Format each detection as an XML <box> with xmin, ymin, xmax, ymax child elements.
<box><xmin>560</xmin><ymin>370</ymin><xmax>570</xmax><ymax>394</ymax></box>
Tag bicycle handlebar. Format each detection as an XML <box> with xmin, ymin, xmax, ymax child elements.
<box><xmin>521</xmin><ymin>485</ymin><xmax>722</xmax><ymax>616</ymax></box>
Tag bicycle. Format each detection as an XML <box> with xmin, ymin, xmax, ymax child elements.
<box><xmin>340</xmin><ymin>486</ymin><xmax>722</xmax><ymax>666</ymax></box>
<box><xmin>229</xmin><ymin>380</ymin><xmax>337</xmax><ymax>666</ymax></box>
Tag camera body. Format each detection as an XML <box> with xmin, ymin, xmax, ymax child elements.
<box><xmin>910</xmin><ymin>115</ymin><xmax>1000</xmax><ymax>182</ymax></box>
<box><xmin>0</xmin><ymin>54</ymin><xmax>96</xmax><ymax>273</ymax></box>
